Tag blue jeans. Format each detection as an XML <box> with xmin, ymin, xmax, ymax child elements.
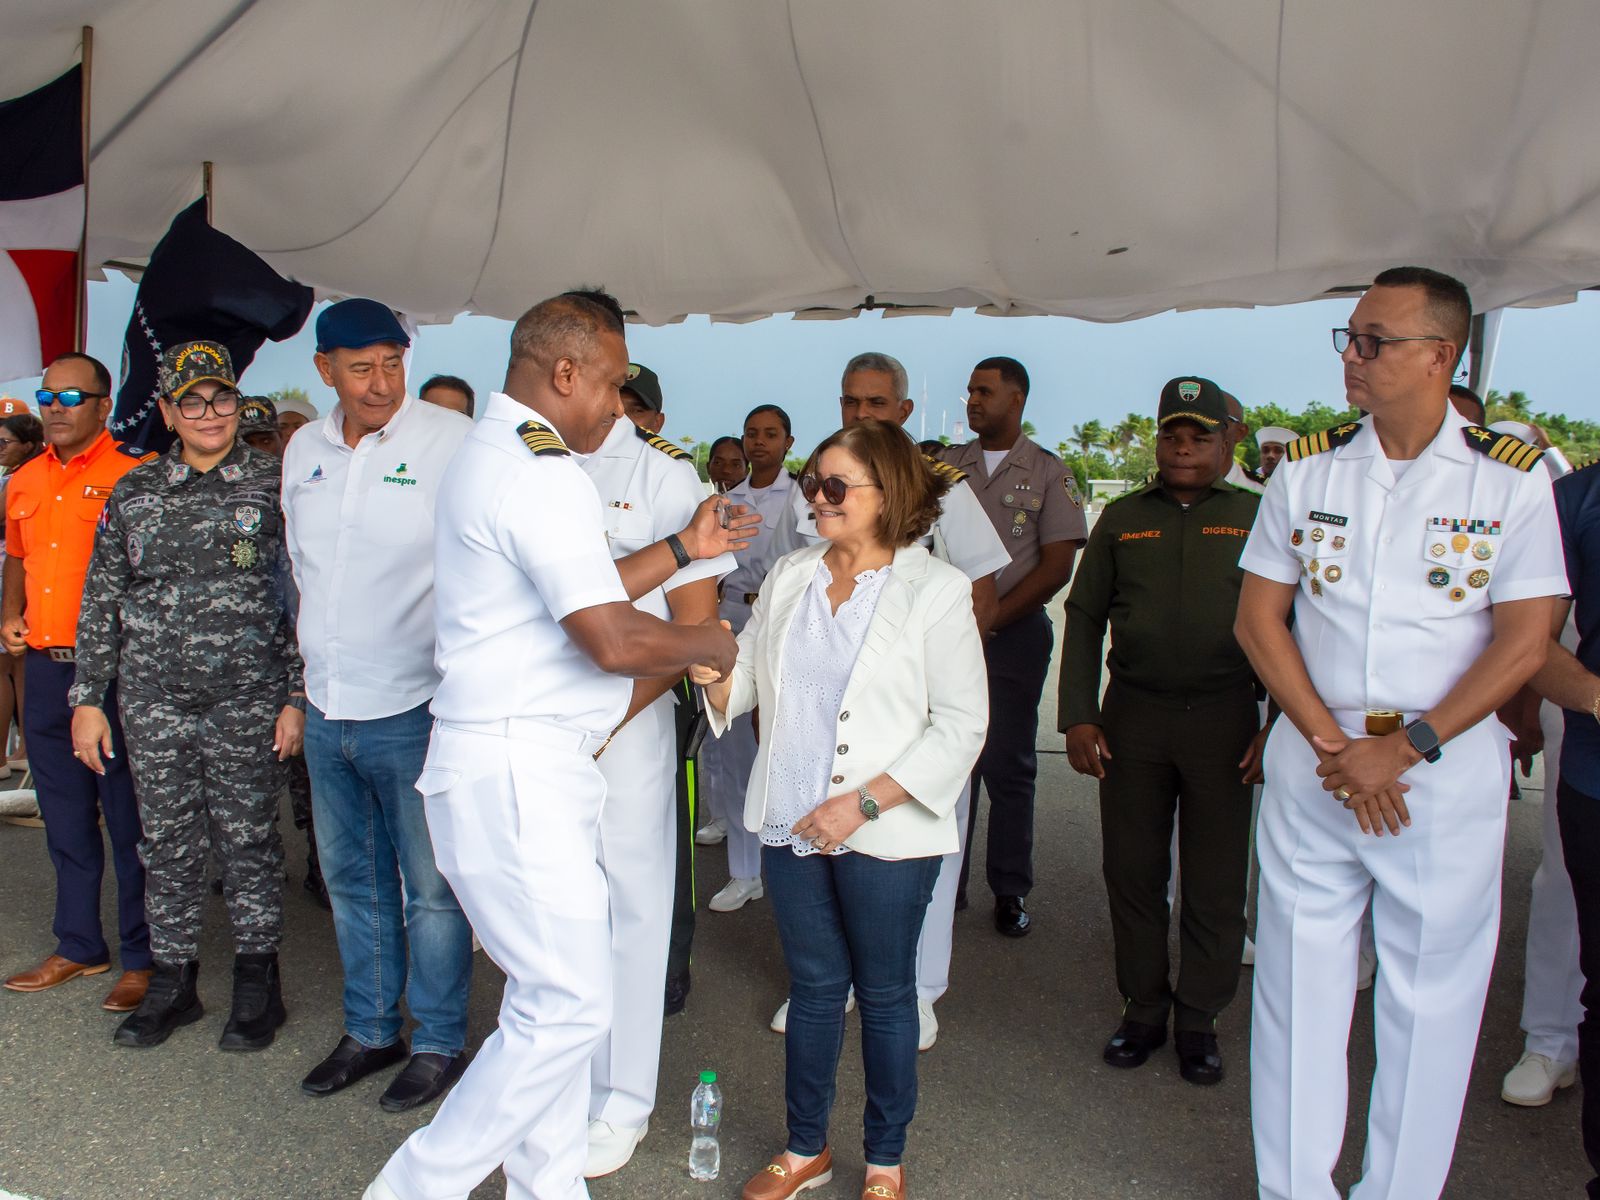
<box><xmin>764</xmin><ymin>844</ymin><xmax>940</xmax><ymax>1167</ymax></box>
<box><xmin>305</xmin><ymin>702</ymin><xmax>472</xmax><ymax>1056</ymax></box>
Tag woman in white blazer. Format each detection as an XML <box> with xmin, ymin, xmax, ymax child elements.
<box><xmin>694</xmin><ymin>420</ymin><xmax>988</xmax><ymax>1200</ymax></box>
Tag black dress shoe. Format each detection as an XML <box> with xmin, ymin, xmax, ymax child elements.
<box><xmin>1175</xmin><ymin>1030</ymin><xmax>1224</xmax><ymax>1085</ymax></box>
<box><xmin>379</xmin><ymin>1051</ymin><xmax>468</xmax><ymax>1112</ymax></box>
<box><xmin>300</xmin><ymin>1034</ymin><xmax>408</xmax><ymax>1096</ymax></box>
<box><xmin>1102</xmin><ymin>1019</ymin><xmax>1167</xmax><ymax>1069</ymax></box>
<box><xmin>994</xmin><ymin>895</ymin><xmax>1031</xmax><ymax>937</ymax></box>
<box><xmin>664</xmin><ymin>969</ymin><xmax>691</xmax><ymax>1017</ymax></box>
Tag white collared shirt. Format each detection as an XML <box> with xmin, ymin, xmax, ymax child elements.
<box><xmin>430</xmin><ymin>392</ymin><xmax>630</xmax><ymax>732</ymax></box>
<box><xmin>1239</xmin><ymin>406</ymin><xmax>1566</xmax><ymax>716</ymax></box>
<box><xmin>720</xmin><ymin>470</ymin><xmax>797</xmax><ymax>605</ymax></box>
<box><xmin>282</xmin><ymin>394</ymin><xmax>471</xmax><ymax>720</ymax></box>
<box><xmin>578</xmin><ymin>417</ymin><xmax>732</xmax><ymax>621</ymax></box>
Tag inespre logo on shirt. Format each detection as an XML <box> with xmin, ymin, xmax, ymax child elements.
<box><xmin>383</xmin><ymin>462</ymin><xmax>418</xmax><ymax>488</ymax></box>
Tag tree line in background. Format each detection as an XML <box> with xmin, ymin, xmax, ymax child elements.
<box><xmin>258</xmin><ymin>385</ymin><xmax>1598</xmax><ymax>488</ymax></box>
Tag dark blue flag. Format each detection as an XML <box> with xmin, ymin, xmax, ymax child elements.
<box><xmin>111</xmin><ymin>199</ymin><xmax>313</xmax><ymax>453</ymax></box>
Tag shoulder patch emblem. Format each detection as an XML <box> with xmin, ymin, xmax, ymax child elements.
<box><xmin>1462</xmin><ymin>424</ymin><xmax>1545</xmax><ymax>472</ymax></box>
<box><xmin>1062</xmin><ymin>472</ymin><xmax>1084</xmax><ymax>509</ymax></box>
<box><xmin>634</xmin><ymin>424</ymin><xmax>690</xmax><ymax>460</ymax></box>
<box><xmin>923</xmin><ymin>455</ymin><xmax>967</xmax><ymax>483</ymax></box>
<box><xmin>1285</xmin><ymin>421</ymin><xmax>1363</xmax><ymax>463</ymax></box>
<box><xmin>116</xmin><ymin>442</ymin><xmax>158</xmax><ymax>462</ymax></box>
<box><xmin>517</xmin><ymin>420</ymin><xmax>569</xmax><ymax>457</ymax></box>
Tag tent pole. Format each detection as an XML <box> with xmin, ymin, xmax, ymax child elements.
<box><xmin>203</xmin><ymin>161</ymin><xmax>214</xmax><ymax>223</ymax></box>
<box><xmin>76</xmin><ymin>25</ymin><xmax>93</xmax><ymax>352</ymax></box>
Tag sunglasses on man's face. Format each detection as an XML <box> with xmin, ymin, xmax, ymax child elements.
<box><xmin>35</xmin><ymin>388</ymin><xmax>108</xmax><ymax>408</ymax></box>
<box><xmin>799</xmin><ymin>473</ymin><xmax>881</xmax><ymax>506</ymax></box>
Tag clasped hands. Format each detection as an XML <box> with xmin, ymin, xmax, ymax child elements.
<box><xmin>1312</xmin><ymin>732</ymin><xmax>1420</xmax><ymax>837</ymax></box>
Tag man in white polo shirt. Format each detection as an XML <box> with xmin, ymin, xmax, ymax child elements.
<box><xmin>282</xmin><ymin>298</ymin><xmax>475</xmax><ymax>1114</ymax></box>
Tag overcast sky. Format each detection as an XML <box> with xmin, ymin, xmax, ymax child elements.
<box><xmin>8</xmin><ymin>274</ymin><xmax>1595</xmax><ymax>457</ymax></box>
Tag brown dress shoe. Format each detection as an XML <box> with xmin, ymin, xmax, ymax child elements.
<box><xmin>102</xmin><ymin>969</ymin><xmax>153</xmax><ymax>1012</ymax></box>
<box><xmin>863</xmin><ymin>1166</ymin><xmax>906</xmax><ymax>1199</ymax></box>
<box><xmin>4</xmin><ymin>955</ymin><xmax>110</xmax><ymax>992</ymax></box>
<box><xmin>741</xmin><ymin>1147</ymin><xmax>833</xmax><ymax>1200</ymax></box>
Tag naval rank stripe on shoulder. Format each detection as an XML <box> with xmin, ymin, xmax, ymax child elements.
<box><xmin>517</xmin><ymin>420</ymin><xmax>569</xmax><ymax>457</ymax></box>
<box><xmin>634</xmin><ymin>424</ymin><xmax>691</xmax><ymax>460</ymax></box>
<box><xmin>1462</xmin><ymin>424</ymin><xmax>1545</xmax><ymax>472</ymax></box>
<box><xmin>923</xmin><ymin>455</ymin><xmax>967</xmax><ymax>483</ymax></box>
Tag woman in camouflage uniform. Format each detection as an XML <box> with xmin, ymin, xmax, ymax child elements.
<box><xmin>71</xmin><ymin>340</ymin><xmax>304</xmax><ymax>1052</ymax></box>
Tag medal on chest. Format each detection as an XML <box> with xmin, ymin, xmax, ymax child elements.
<box><xmin>231</xmin><ymin>539</ymin><xmax>259</xmax><ymax>571</ymax></box>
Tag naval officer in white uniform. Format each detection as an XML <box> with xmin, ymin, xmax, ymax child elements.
<box><xmin>1235</xmin><ymin>266</ymin><xmax>1566</xmax><ymax>1200</ymax></box>
<box><xmin>365</xmin><ymin>290</ymin><xmax>737</xmax><ymax>1200</ymax></box>
<box><xmin>698</xmin><ymin>403</ymin><xmax>797</xmax><ymax>913</ymax></box>
<box><xmin>765</xmin><ymin>352</ymin><xmax>1009</xmax><ymax>1045</ymax></box>
<box><xmin>578</xmin><ymin>361</ymin><xmax>742</xmax><ymax>1178</ymax></box>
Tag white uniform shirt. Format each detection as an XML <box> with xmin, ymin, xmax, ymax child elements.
<box><xmin>578</xmin><ymin>416</ymin><xmax>733</xmax><ymax>619</ymax></box>
<box><xmin>429</xmin><ymin>392</ymin><xmax>630</xmax><ymax>733</ymax></box>
<box><xmin>1239</xmin><ymin>407</ymin><xmax>1566</xmax><ymax>716</ymax></box>
<box><xmin>283</xmin><ymin>394</ymin><xmax>471</xmax><ymax>720</ymax></box>
<box><xmin>720</xmin><ymin>471</ymin><xmax>798</xmax><ymax>603</ymax></box>
<box><xmin>773</xmin><ymin>462</ymin><xmax>1010</xmax><ymax>582</ymax></box>
<box><xmin>1226</xmin><ymin>460</ymin><xmax>1266</xmax><ymax>494</ymax></box>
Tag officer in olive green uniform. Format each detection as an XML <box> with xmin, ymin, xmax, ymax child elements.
<box><xmin>1059</xmin><ymin>376</ymin><xmax>1263</xmax><ymax>1087</ymax></box>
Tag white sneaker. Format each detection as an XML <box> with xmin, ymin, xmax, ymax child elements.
<box><xmin>1241</xmin><ymin>936</ymin><xmax>1256</xmax><ymax>966</ymax></box>
<box><xmin>1501</xmin><ymin>1051</ymin><xmax>1578</xmax><ymax>1106</ymax></box>
<box><xmin>584</xmin><ymin>1119</ymin><xmax>648</xmax><ymax>1178</ymax></box>
<box><xmin>361</xmin><ymin>1176</ymin><xmax>404</xmax><ymax>1200</ymax></box>
<box><xmin>918</xmin><ymin>999</ymin><xmax>938</xmax><ymax>1051</ymax></box>
<box><xmin>694</xmin><ymin>820</ymin><xmax>727</xmax><ymax>845</ymax></box>
<box><xmin>770</xmin><ymin>987</ymin><xmax>856</xmax><ymax>1033</ymax></box>
<box><xmin>708</xmin><ymin>876</ymin><xmax>764</xmax><ymax>912</ymax></box>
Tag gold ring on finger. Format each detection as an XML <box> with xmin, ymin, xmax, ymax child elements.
<box><xmin>1334</xmin><ymin>787</ymin><xmax>1352</xmax><ymax>802</ymax></box>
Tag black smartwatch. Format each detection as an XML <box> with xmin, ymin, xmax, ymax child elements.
<box><xmin>665</xmin><ymin>532</ymin><xmax>693</xmax><ymax>569</ymax></box>
<box><xmin>1404</xmin><ymin>719</ymin><xmax>1442</xmax><ymax>764</ymax></box>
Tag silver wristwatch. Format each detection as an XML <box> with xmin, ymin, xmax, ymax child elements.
<box><xmin>857</xmin><ymin>785</ymin><xmax>880</xmax><ymax>821</ymax></box>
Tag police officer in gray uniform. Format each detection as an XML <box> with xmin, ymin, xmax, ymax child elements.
<box><xmin>70</xmin><ymin>340</ymin><xmax>304</xmax><ymax>1052</ymax></box>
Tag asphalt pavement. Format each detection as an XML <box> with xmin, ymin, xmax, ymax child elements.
<box><xmin>0</xmin><ymin>672</ymin><xmax>1587</xmax><ymax>1199</ymax></box>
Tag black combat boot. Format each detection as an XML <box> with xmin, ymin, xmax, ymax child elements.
<box><xmin>219</xmin><ymin>952</ymin><xmax>287</xmax><ymax>1052</ymax></box>
<box><xmin>113</xmin><ymin>960</ymin><xmax>203</xmax><ymax>1047</ymax></box>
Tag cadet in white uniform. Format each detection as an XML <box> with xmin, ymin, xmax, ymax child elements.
<box><xmin>367</xmin><ymin>291</ymin><xmax>736</xmax><ymax>1200</ymax></box>
<box><xmin>579</xmin><ymin>368</ymin><xmax>734</xmax><ymax>1178</ymax></box>
<box><xmin>1235</xmin><ymin>268</ymin><xmax>1566</xmax><ymax>1200</ymax></box>
<box><xmin>699</xmin><ymin>404</ymin><xmax>797</xmax><ymax>913</ymax></box>
<box><xmin>764</xmin><ymin>353</ymin><xmax>1009</xmax><ymax>1041</ymax></box>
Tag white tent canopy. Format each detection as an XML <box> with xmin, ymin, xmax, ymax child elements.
<box><xmin>12</xmin><ymin>0</ymin><xmax>1600</xmax><ymax>324</ymax></box>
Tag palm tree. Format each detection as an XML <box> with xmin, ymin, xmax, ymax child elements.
<box><xmin>1072</xmin><ymin>420</ymin><xmax>1105</xmax><ymax>456</ymax></box>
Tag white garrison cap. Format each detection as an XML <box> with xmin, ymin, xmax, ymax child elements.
<box><xmin>1255</xmin><ymin>426</ymin><xmax>1295</xmax><ymax>447</ymax></box>
<box><xmin>273</xmin><ymin>394</ymin><xmax>319</xmax><ymax>421</ymax></box>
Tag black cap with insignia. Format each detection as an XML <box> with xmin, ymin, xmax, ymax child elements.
<box><xmin>622</xmin><ymin>363</ymin><xmax>663</xmax><ymax>413</ymax></box>
<box><xmin>1157</xmin><ymin>376</ymin><xmax>1228</xmax><ymax>431</ymax></box>
<box><xmin>237</xmin><ymin>395</ymin><xmax>279</xmax><ymax>436</ymax></box>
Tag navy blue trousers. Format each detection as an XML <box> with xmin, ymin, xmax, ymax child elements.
<box><xmin>25</xmin><ymin>651</ymin><xmax>149</xmax><ymax>969</ymax></box>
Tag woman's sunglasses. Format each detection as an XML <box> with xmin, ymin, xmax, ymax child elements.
<box><xmin>799</xmin><ymin>473</ymin><xmax>880</xmax><ymax>506</ymax></box>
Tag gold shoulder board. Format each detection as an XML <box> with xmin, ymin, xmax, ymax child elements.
<box><xmin>1285</xmin><ymin>421</ymin><xmax>1363</xmax><ymax>463</ymax></box>
<box><xmin>923</xmin><ymin>454</ymin><xmax>967</xmax><ymax>483</ymax></box>
<box><xmin>634</xmin><ymin>425</ymin><xmax>690</xmax><ymax>460</ymax></box>
<box><xmin>517</xmin><ymin>420</ymin><xmax>569</xmax><ymax>457</ymax></box>
<box><xmin>1462</xmin><ymin>425</ymin><xmax>1545</xmax><ymax>472</ymax></box>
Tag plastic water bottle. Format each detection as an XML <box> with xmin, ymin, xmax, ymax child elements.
<box><xmin>689</xmin><ymin>1069</ymin><xmax>722</xmax><ymax>1181</ymax></box>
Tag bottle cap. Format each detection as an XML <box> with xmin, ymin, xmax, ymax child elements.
<box><xmin>699</xmin><ymin>1070</ymin><xmax>717</xmax><ymax>1084</ymax></box>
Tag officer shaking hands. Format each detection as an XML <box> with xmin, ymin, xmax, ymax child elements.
<box><xmin>366</xmin><ymin>290</ymin><xmax>738</xmax><ymax>1200</ymax></box>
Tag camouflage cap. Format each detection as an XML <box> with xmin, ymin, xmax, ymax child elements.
<box><xmin>160</xmin><ymin>340</ymin><xmax>236</xmax><ymax>401</ymax></box>
<box><xmin>237</xmin><ymin>395</ymin><xmax>279</xmax><ymax>435</ymax></box>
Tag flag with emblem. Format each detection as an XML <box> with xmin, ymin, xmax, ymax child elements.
<box><xmin>110</xmin><ymin>199</ymin><xmax>314</xmax><ymax>454</ymax></box>
<box><xmin>0</xmin><ymin>66</ymin><xmax>84</xmax><ymax>383</ymax></box>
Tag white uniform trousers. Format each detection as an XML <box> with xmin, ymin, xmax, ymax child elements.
<box><xmin>1520</xmin><ymin>701</ymin><xmax>1584</xmax><ymax>1063</ymax></box>
<box><xmin>702</xmin><ymin>596</ymin><xmax>763</xmax><ymax>880</ymax></box>
<box><xmin>1252</xmin><ymin>716</ymin><xmax>1509</xmax><ymax>1200</ymax></box>
<box><xmin>915</xmin><ymin>783</ymin><xmax>972</xmax><ymax>1004</ymax></box>
<box><xmin>383</xmin><ymin>722</ymin><xmax>612</xmax><ymax>1200</ymax></box>
<box><xmin>590</xmin><ymin>696</ymin><xmax>677</xmax><ymax>1129</ymax></box>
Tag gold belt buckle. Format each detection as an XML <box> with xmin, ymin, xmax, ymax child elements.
<box><xmin>1364</xmin><ymin>709</ymin><xmax>1404</xmax><ymax>736</ymax></box>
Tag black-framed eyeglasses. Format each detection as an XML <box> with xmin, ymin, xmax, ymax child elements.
<box><xmin>1332</xmin><ymin>328</ymin><xmax>1447</xmax><ymax>360</ymax></box>
<box><xmin>35</xmin><ymin>388</ymin><xmax>108</xmax><ymax>408</ymax></box>
<box><xmin>173</xmin><ymin>388</ymin><xmax>242</xmax><ymax>419</ymax></box>
<box><xmin>800</xmin><ymin>473</ymin><xmax>880</xmax><ymax>506</ymax></box>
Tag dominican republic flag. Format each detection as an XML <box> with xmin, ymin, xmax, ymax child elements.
<box><xmin>111</xmin><ymin>199</ymin><xmax>314</xmax><ymax>454</ymax></box>
<box><xmin>0</xmin><ymin>66</ymin><xmax>83</xmax><ymax>383</ymax></box>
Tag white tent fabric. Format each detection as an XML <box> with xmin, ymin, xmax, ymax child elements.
<box><xmin>11</xmin><ymin>0</ymin><xmax>1600</xmax><ymax>324</ymax></box>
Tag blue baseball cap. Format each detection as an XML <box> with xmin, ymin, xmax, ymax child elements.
<box><xmin>315</xmin><ymin>298</ymin><xmax>411</xmax><ymax>354</ymax></box>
